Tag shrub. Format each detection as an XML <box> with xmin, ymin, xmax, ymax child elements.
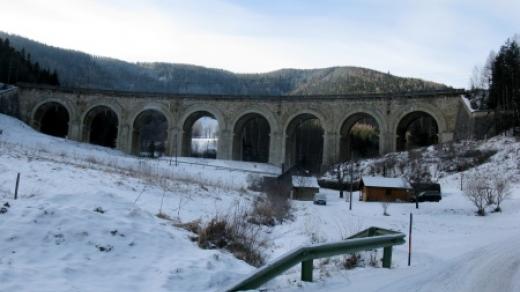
<box><xmin>464</xmin><ymin>170</ymin><xmax>512</xmax><ymax>215</ymax></box>
<box><xmin>197</xmin><ymin>206</ymin><xmax>265</xmax><ymax>267</ymax></box>
<box><xmin>342</xmin><ymin>254</ymin><xmax>361</xmax><ymax>269</ymax></box>
<box><xmin>368</xmin><ymin>250</ymin><xmax>379</xmax><ymax>267</ymax></box>
<box><xmin>491</xmin><ymin>175</ymin><xmax>511</xmax><ymax>212</ymax></box>
<box><xmin>381</xmin><ymin>201</ymin><xmax>390</xmax><ymax>216</ymax></box>
<box><xmin>249</xmin><ymin>179</ymin><xmax>292</xmax><ymax>226</ymax></box>
<box><xmin>463</xmin><ymin>172</ymin><xmax>488</xmax><ymax>216</ymax></box>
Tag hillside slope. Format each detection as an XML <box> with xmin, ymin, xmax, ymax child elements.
<box><xmin>0</xmin><ymin>114</ymin><xmax>270</xmax><ymax>291</ymax></box>
<box><xmin>0</xmin><ymin>32</ymin><xmax>449</xmax><ymax>95</ymax></box>
<box><xmin>2</xmin><ymin>113</ymin><xmax>519</xmax><ymax>291</ymax></box>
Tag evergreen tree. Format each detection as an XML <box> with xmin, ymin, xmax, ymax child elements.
<box><xmin>488</xmin><ymin>38</ymin><xmax>520</xmax><ymax>134</ymax></box>
<box><xmin>0</xmin><ymin>37</ymin><xmax>60</xmax><ymax>86</ymax></box>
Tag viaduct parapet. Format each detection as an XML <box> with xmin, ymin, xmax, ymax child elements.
<box><xmin>13</xmin><ymin>84</ymin><xmax>465</xmax><ymax>170</ymax></box>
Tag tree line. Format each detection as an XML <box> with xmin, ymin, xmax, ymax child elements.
<box><xmin>471</xmin><ymin>36</ymin><xmax>520</xmax><ymax>135</ymax></box>
<box><xmin>0</xmin><ymin>38</ymin><xmax>59</xmax><ymax>86</ymax></box>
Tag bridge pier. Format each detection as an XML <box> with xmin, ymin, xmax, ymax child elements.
<box><xmin>117</xmin><ymin>123</ymin><xmax>131</xmax><ymax>153</ymax></box>
<box><xmin>380</xmin><ymin>132</ymin><xmax>397</xmax><ymax>154</ymax></box>
<box><xmin>170</xmin><ymin>128</ymin><xmax>181</xmax><ymax>158</ymax></box>
<box><xmin>322</xmin><ymin>131</ymin><xmax>338</xmax><ymax>169</ymax></box>
<box><xmin>217</xmin><ymin>129</ymin><xmax>233</xmax><ymax>160</ymax></box>
<box><xmin>68</xmin><ymin>122</ymin><xmax>81</xmax><ymax>141</ymax></box>
<box><xmin>268</xmin><ymin>131</ymin><xmax>284</xmax><ymax>166</ymax></box>
<box><xmin>439</xmin><ymin>132</ymin><xmax>453</xmax><ymax>143</ymax></box>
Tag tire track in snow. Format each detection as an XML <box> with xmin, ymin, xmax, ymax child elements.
<box><xmin>381</xmin><ymin>233</ymin><xmax>520</xmax><ymax>292</ymax></box>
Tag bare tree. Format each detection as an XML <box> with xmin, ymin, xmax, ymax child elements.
<box><xmin>192</xmin><ymin>121</ymin><xmax>203</xmax><ymax>138</ymax></box>
<box><xmin>381</xmin><ymin>201</ymin><xmax>390</xmax><ymax>216</ymax></box>
<box><xmin>336</xmin><ymin>163</ymin><xmax>345</xmax><ymax>198</ymax></box>
<box><xmin>491</xmin><ymin>175</ymin><xmax>511</xmax><ymax>212</ymax></box>
<box><xmin>463</xmin><ymin>171</ymin><xmax>488</xmax><ymax>216</ymax></box>
<box><xmin>470</xmin><ymin>65</ymin><xmax>485</xmax><ymax>90</ymax></box>
<box><xmin>469</xmin><ymin>51</ymin><xmax>495</xmax><ymax>91</ymax></box>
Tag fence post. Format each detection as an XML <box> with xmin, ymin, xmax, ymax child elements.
<box><xmin>301</xmin><ymin>259</ymin><xmax>313</xmax><ymax>282</ymax></box>
<box><xmin>14</xmin><ymin>173</ymin><xmax>20</xmax><ymax>200</ymax></box>
<box><xmin>408</xmin><ymin>212</ymin><xmax>413</xmax><ymax>266</ymax></box>
<box><xmin>382</xmin><ymin>246</ymin><xmax>392</xmax><ymax>268</ymax></box>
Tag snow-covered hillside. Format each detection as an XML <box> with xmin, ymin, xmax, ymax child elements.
<box><xmin>1</xmin><ymin>113</ymin><xmax>520</xmax><ymax>292</ymax></box>
<box><xmin>0</xmin><ymin>114</ymin><xmax>272</xmax><ymax>291</ymax></box>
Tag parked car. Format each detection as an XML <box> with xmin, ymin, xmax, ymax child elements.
<box><xmin>410</xmin><ymin>182</ymin><xmax>442</xmax><ymax>202</ymax></box>
<box><xmin>410</xmin><ymin>191</ymin><xmax>442</xmax><ymax>202</ymax></box>
<box><xmin>313</xmin><ymin>193</ymin><xmax>327</xmax><ymax>205</ymax></box>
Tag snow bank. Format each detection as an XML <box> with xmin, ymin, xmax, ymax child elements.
<box><xmin>0</xmin><ymin>114</ymin><xmax>279</xmax><ymax>191</ymax></box>
<box><xmin>0</xmin><ymin>192</ymin><xmax>252</xmax><ymax>292</ymax></box>
<box><xmin>2</xmin><ymin>112</ymin><xmax>520</xmax><ymax>291</ymax></box>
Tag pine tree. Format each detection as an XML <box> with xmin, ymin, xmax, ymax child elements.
<box><xmin>0</xmin><ymin>37</ymin><xmax>60</xmax><ymax>86</ymax></box>
<box><xmin>488</xmin><ymin>38</ymin><xmax>520</xmax><ymax>134</ymax></box>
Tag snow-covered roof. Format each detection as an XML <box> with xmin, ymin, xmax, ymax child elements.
<box><xmin>361</xmin><ymin>176</ymin><xmax>412</xmax><ymax>189</ymax></box>
<box><xmin>291</xmin><ymin>176</ymin><xmax>320</xmax><ymax>188</ymax></box>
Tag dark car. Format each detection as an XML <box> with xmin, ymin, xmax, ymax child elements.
<box><xmin>410</xmin><ymin>183</ymin><xmax>442</xmax><ymax>202</ymax></box>
<box><xmin>313</xmin><ymin>193</ymin><xmax>327</xmax><ymax>205</ymax></box>
<box><xmin>414</xmin><ymin>191</ymin><xmax>442</xmax><ymax>202</ymax></box>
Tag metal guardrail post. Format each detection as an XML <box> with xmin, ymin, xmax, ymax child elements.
<box><xmin>382</xmin><ymin>246</ymin><xmax>392</xmax><ymax>268</ymax></box>
<box><xmin>301</xmin><ymin>259</ymin><xmax>313</xmax><ymax>282</ymax></box>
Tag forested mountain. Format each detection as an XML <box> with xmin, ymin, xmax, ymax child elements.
<box><xmin>0</xmin><ymin>32</ymin><xmax>449</xmax><ymax>95</ymax></box>
<box><xmin>0</xmin><ymin>37</ymin><xmax>59</xmax><ymax>86</ymax></box>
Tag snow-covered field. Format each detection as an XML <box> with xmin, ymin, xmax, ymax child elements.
<box><xmin>191</xmin><ymin>138</ymin><xmax>217</xmax><ymax>155</ymax></box>
<box><xmin>1</xmin><ymin>113</ymin><xmax>520</xmax><ymax>291</ymax></box>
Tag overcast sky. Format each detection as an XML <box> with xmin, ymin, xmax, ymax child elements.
<box><xmin>1</xmin><ymin>0</ymin><xmax>519</xmax><ymax>88</ymax></box>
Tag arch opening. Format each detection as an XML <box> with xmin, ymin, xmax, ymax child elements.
<box><xmin>396</xmin><ymin>111</ymin><xmax>439</xmax><ymax>151</ymax></box>
<box><xmin>285</xmin><ymin>113</ymin><xmax>324</xmax><ymax>173</ymax></box>
<box><xmin>232</xmin><ymin>113</ymin><xmax>270</xmax><ymax>163</ymax></box>
<box><xmin>83</xmin><ymin>106</ymin><xmax>118</xmax><ymax>148</ymax></box>
<box><xmin>182</xmin><ymin>111</ymin><xmax>219</xmax><ymax>159</ymax></box>
<box><xmin>132</xmin><ymin>110</ymin><xmax>168</xmax><ymax>157</ymax></box>
<box><xmin>340</xmin><ymin>113</ymin><xmax>380</xmax><ymax>161</ymax></box>
<box><xmin>34</xmin><ymin>102</ymin><xmax>70</xmax><ymax>138</ymax></box>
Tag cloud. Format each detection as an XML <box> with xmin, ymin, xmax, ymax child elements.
<box><xmin>0</xmin><ymin>0</ymin><xmax>518</xmax><ymax>88</ymax></box>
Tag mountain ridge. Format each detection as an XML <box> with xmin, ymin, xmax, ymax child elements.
<box><xmin>0</xmin><ymin>31</ymin><xmax>450</xmax><ymax>96</ymax></box>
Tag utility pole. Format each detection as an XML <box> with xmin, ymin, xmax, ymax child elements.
<box><xmin>349</xmin><ymin>161</ymin><xmax>353</xmax><ymax>210</ymax></box>
<box><xmin>408</xmin><ymin>212</ymin><xmax>413</xmax><ymax>266</ymax></box>
<box><xmin>338</xmin><ymin>164</ymin><xmax>344</xmax><ymax>199</ymax></box>
<box><xmin>175</xmin><ymin>133</ymin><xmax>178</xmax><ymax>166</ymax></box>
<box><xmin>14</xmin><ymin>173</ymin><xmax>20</xmax><ymax>200</ymax></box>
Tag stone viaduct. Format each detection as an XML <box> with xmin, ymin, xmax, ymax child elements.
<box><xmin>13</xmin><ymin>84</ymin><xmax>465</xmax><ymax>170</ymax></box>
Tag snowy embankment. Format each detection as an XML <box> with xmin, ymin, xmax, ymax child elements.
<box><xmin>0</xmin><ymin>114</ymin><xmax>275</xmax><ymax>291</ymax></box>
<box><xmin>261</xmin><ymin>137</ymin><xmax>520</xmax><ymax>291</ymax></box>
<box><xmin>1</xmin><ymin>112</ymin><xmax>520</xmax><ymax>292</ymax></box>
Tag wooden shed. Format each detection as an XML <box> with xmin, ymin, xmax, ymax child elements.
<box><xmin>359</xmin><ymin>176</ymin><xmax>413</xmax><ymax>202</ymax></box>
<box><xmin>291</xmin><ymin>176</ymin><xmax>320</xmax><ymax>201</ymax></box>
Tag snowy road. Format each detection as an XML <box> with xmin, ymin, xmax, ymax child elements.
<box><xmin>382</xmin><ymin>234</ymin><xmax>520</xmax><ymax>292</ymax></box>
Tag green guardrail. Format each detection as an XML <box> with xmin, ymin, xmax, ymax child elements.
<box><xmin>226</xmin><ymin>227</ymin><xmax>405</xmax><ymax>291</ymax></box>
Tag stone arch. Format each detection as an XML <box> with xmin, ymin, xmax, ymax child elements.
<box><xmin>81</xmin><ymin>100</ymin><xmax>123</xmax><ymax>127</ymax></box>
<box><xmin>131</xmin><ymin>107</ymin><xmax>170</xmax><ymax>156</ymax></box>
<box><xmin>284</xmin><ymin>112</ymin><xmax>325</xmax><ymax>173</ymax></box>
<box><xmin>392</xmin><ymin>103</ymin><xmax>447</xmax><ymax>136</ymax></box>
<box><xmin>179</xmin><ymin>105</ymin><xmax>225</xmax><ymax>158</ymax></box>
<box><xmin>32</xmin><ymin>99</ymin><xmax>73</xmax><ymax>138</ymax></box>
<box><xmin>231</xmin><ymin>106</ymin><xmax>279</xmax><ymax>133</ymax></box>
<box><xmin>232</xmin><ymin>112</ymin><xmax>272</xmax><ymax>163</ymax></box>
<box><xmin>395</xmin><ymin>110</ymin><xmax>440</xmax><ymax>151</ymax></box>
<box><xmin>129</xmin><ymin>103</ymin><xmax>173</xmax><ymax>129</ymax></box>
<box><xmin>82</xmin><ymin>105</ymin><xmax>119</xmax><ymax>148</ymax></box>
<box><xmin>179</xmin><ymin>105</ymin><xmax>226</xmax><ymax>129</ymax></box>
<box><xmin>339</xmin><ymin>111</ymin><xmax>382</xmax><ymax>161</ymax></box>
<box><xmin>282</xmin><ymin>109</ymin><xmax>330</xmax><ymax>134</ymax></box>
